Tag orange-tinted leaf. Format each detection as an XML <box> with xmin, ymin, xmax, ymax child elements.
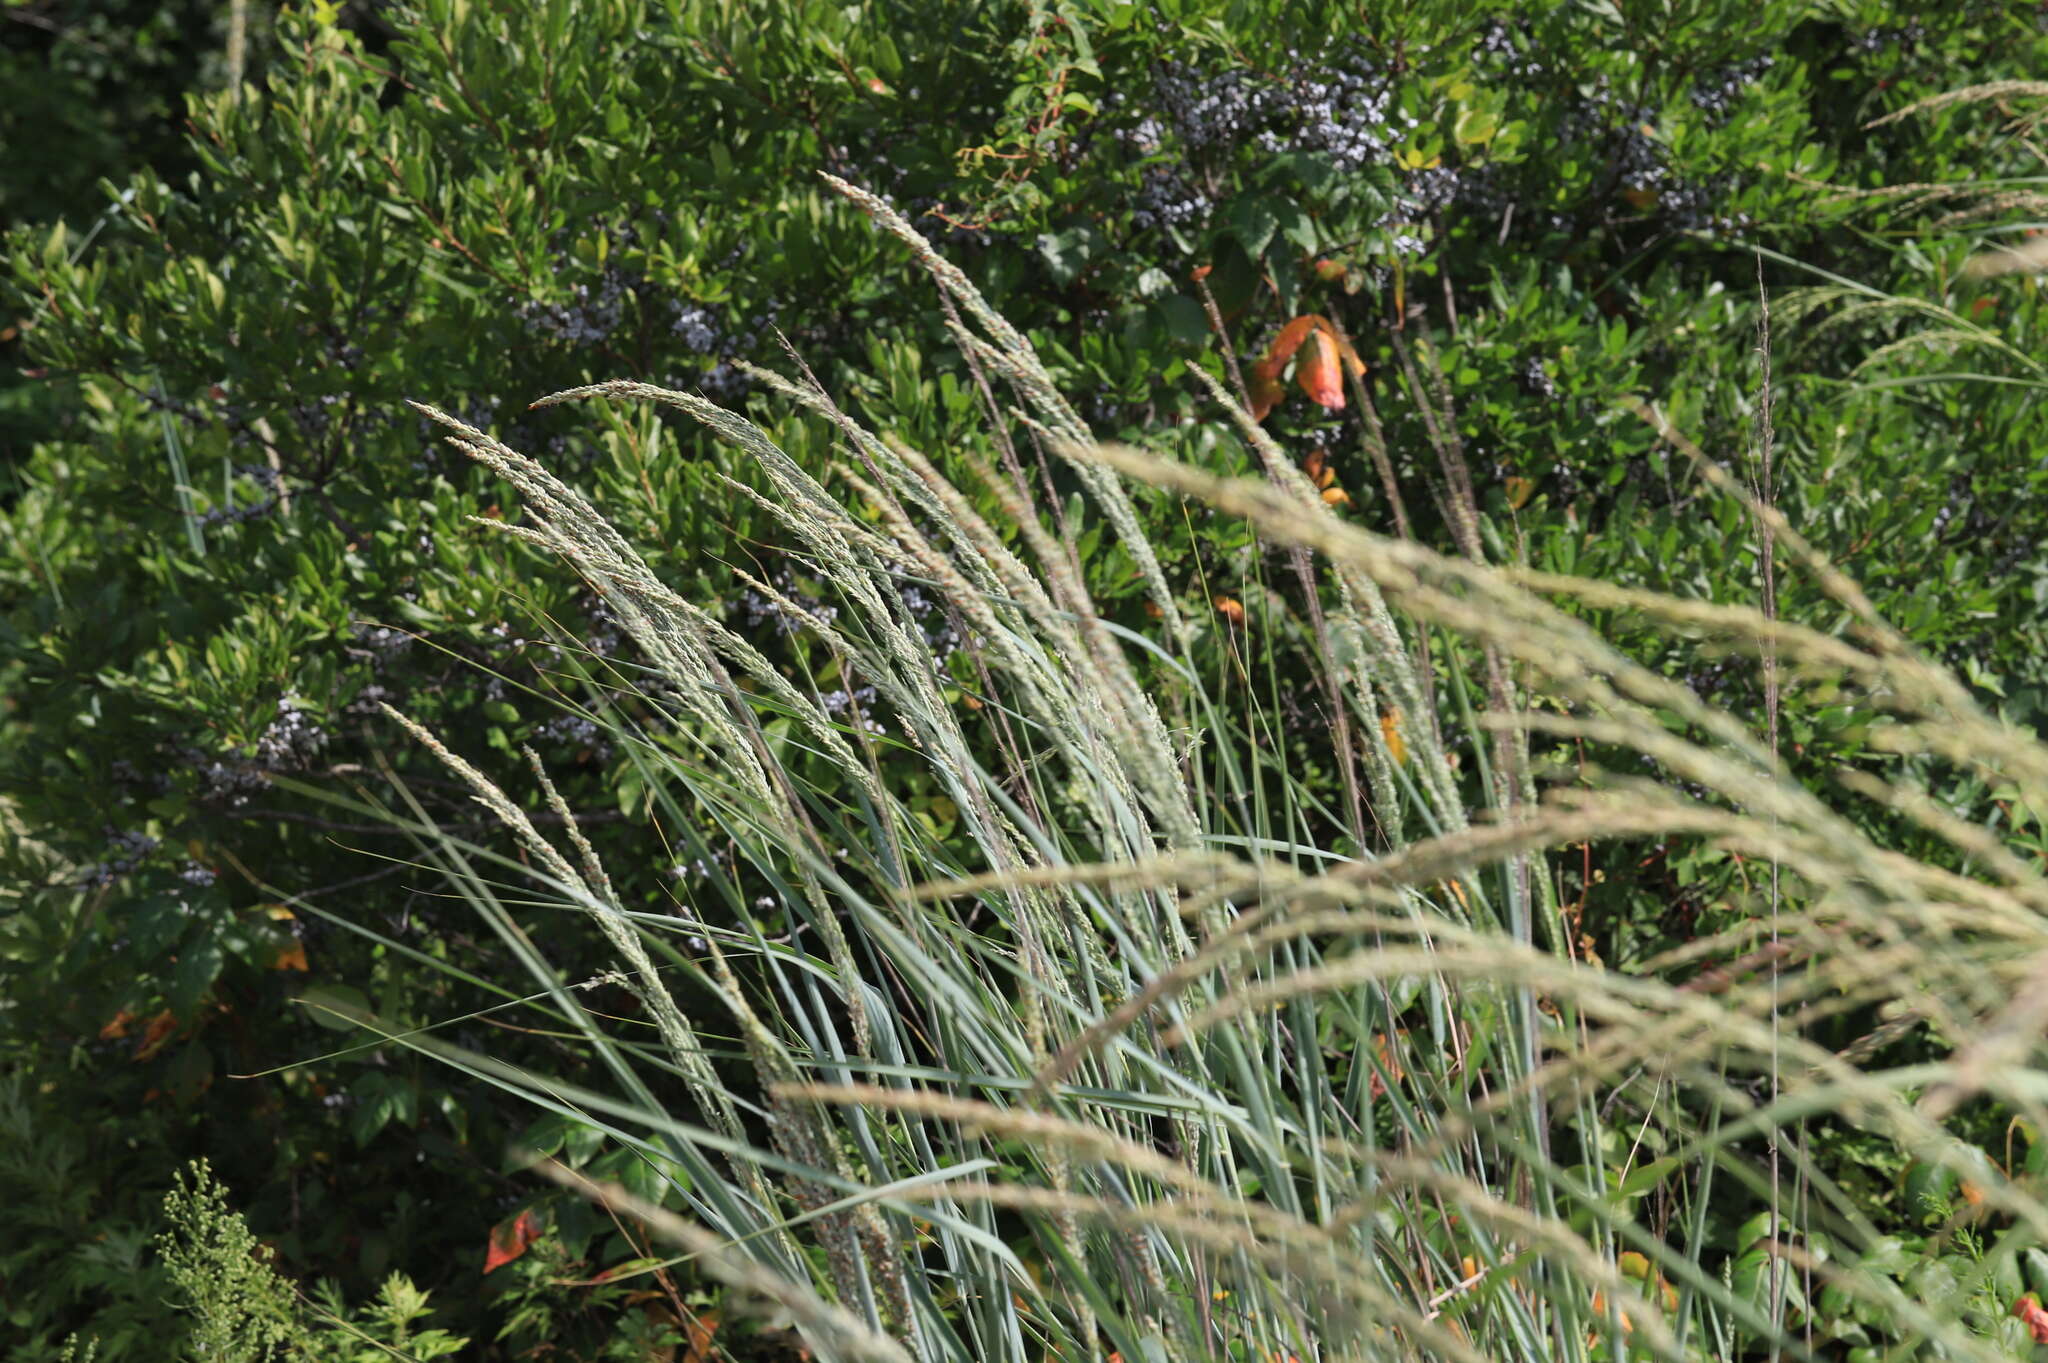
<box><xmin>484</xmin><ymin>1208</ymin><xmax>543</xmax><ymax>1274</ymax></box>
<box><xmin>2016</xmin><ymin>1294</ymin><xmax>2048</xmax><ymax>1344</ymax></box>
<box><xmin>1250</xmin><ymin>317</ymin><xmax>1363</xmax><ymax>420</ymax></box>
<box><xmin>1589</xmin><ymin>1291</ymin><xmax>1634</xmax><ymax>1333</ymax></box>
<box><xmin>1213</xmin><ymin>596</ymin><xmax>1246</xmax><ymax>628</ymax></box>
<box><xmin>135</xmin><ymin>1009</ymin><xmax>179</xmax><ymax>1061</ymax></box>
<box><xmin>1368</xmin><ymin>1030</ymin><xmax>1407</xmax><ymax>1099</ymax></box>
<box><xmin>1296</xmin><ymin>330</ymin><xmax>1345</xmax><ymax>409</ymax></box>
<box><xmin>273</xmin><ymin>941</ymin><xmax>310</xmax><ymax>972</ymax></box>
<box><xmin>681</xmin><ymin>1309</ymin><xmax>720</xmax><ymax>1363</ymax></box>
<box><xmin>1303</xmin><ymin>448</ymin><xmax>1335</xmax><ymax>489</ymax></box>
<box><xmin>1264</xmin><ymin>315</ymin><xmax>1320</xmax><ymax>365</ymax></box>
<box><xmin>100</xmin><ymin>1010</ymin><xmax>137</xmax><ymax>1041</ymax></box>
<box><xmin>1314</xmin><ymin>258</ymin><xmax>1346</xmax><ymax>282</ymax></box>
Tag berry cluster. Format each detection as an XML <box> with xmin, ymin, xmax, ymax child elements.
<box><xmin>1520</xmin><ymin>356</ymin><xmax>1559</xmax><ymax>401</ymax></box>
<box><xmin>199</xmin><ymin>463</ymin><xmax>286</xmax><ymax>528</ymax></box>
<box><xmin>1559</xmin><ymin>82</ymin><xmax>1754</xmax><ymax>235</ymax></box>
<box><xmin>189</xmin><ymin>694</ymin><xmax>331</xmax><ymax>809</ymax></box>
<box><xmin>1689</xmin><ymin>55</ymin><xmax>1775</xmax><ymax>123</ymax></box>
<box><xmin>1278</xmin><ymin>58</ymin><xmax>1405</xmax><ymax>173</ymax></box>
<box><xmin>669</xmin><ymin>303</ymin><xmax>722</xmax><ymax>352</ymax></box>
<box><xmin>1125</xmin><ymin>42</ymin><xmax>1452</xmax><ymax>250</ymax></box>
<box><xmin>1131</xmin><ymin>163</ymin><xmax>1211</xmax><ymax>232</ymax></box>
<box><xmin>253</xmin><ymin>694</ymin><xmax>329</xmax><ymax>772</ymax></box>
<box><xmin>579</xmin><ymin>591</ymin><xmax>624</xmax><ymax>658</ymax></box>
<box><xmin>1147</xmin><ymin>45</ymin><xmax>1408</xmax><ymax>175</ymax></box>
<box><xmin>351</xmin><ymin>622</ymin><xmax>414</xmax><ymax>664</ymax></box>
<box><xmin>519</xmin><ymin>269</ymin><xmax>634</xmax><ymax>346</ymax></box>
<box><xmin>513</xmin><ymin>220</ymin><xmax>654</xmax><ymax>349</ymax></box>
<box><xmin>1850</xmin><ymin>20</ymin><xmax>1928</xmax><ymax>54</ymax></box>
<box><xmin>78</xmin><ymin>828</ymin><xmax>161</xmax><ymax>888</ymax></box>
<box><xmin>819</xmin><ymin>683</ymin><xmax>886</xmax><ymax>736</ymax></box>
<box><xmin>738</xmin><ymin>567</ymin><xmax>841</xmax><ymax>636</ymax></box>
<box><xmin>536</xmin><ymin>712</ymin><xmax>612</xmax><ymax>762</ymax></box>
<box><xmin>1474</xmin><ymin>17</ymin><xmax>1548</xmax><ymax>79</ymax></box>
<box><xmin>1151</xmin><ymin>61</ymin><xmax>1290</xmax><ymax>154</ymax></box>
<box><xmin>663</xmin><ymin>293</ymin><xmax>789</xmax><ymax>406</ymax></box>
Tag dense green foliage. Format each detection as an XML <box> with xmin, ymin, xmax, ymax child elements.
<box><xmin>8</xmin><ymin>0</ymin><xmax>2048</xmax><ymax>1357</ymax></box>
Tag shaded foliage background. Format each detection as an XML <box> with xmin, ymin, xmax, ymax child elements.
<box><xmin>6</xmin><ymin>0</ymin><xmax>2048</xmax><ymax>1356</ymax></box>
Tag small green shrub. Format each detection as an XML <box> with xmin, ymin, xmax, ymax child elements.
<box><xmin>158</xmin><ymin>1159</ymin><xmax>301</xmax><ymax>1362</ymax></box>
<box><xmin>151</xmin><ymin>1158</ymin><xmax>467</xmax><ymax>1363</ymax></box>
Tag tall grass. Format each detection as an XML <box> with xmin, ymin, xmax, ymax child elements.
<box><xmin>315</xmin><ymin>176</ymin><xmax>2048</xmax><ymax>1363</ymax></box>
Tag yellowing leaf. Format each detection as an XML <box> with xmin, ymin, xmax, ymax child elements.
<box><xmin>1454</xmin><ymin>108</ymin><xmax>1499</xmax><ymax>145</ymax></box>
<box><xmin>1504</xmin><ymin>475</ymin><xmax>1536</xmax><ymax>509</ymax></box>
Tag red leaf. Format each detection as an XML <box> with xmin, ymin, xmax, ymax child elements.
<box><xmin>484</xmin><ymin>1208</ymin><xmax>542</xmax><ymax>1274</ymax></box>
<box><xmin>2015</xmin><ymin>1294</ymin><xmax>2048</xmax><ymax>1344</ymax></box>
